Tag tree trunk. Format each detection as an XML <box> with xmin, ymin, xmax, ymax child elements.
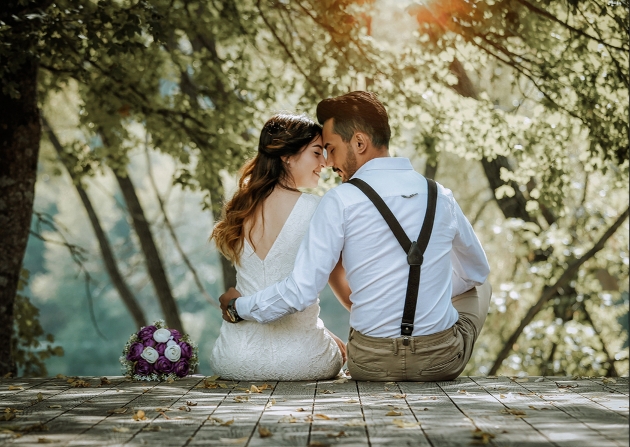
<box><xmin>0</xmin><ymin>59</ymin><xmax>40</xmax><ymax>376</ymax></box>
<box><xmin>42</xmin><ymin>117</ymin><xmax>148</xmax><ymax>328</ymax></box>
<box><xmin>115</xmin><ymin>171</ymin><xmax>183</xmax><ymax>331</ymax></box>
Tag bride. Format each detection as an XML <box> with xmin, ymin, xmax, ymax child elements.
<box><xmin>209</xmin><ymin>113</ymin><xmax>347</xmax><ymax>381</ymax></box>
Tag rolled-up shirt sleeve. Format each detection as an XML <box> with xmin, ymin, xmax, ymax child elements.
<box><xmin>235</xmin><ymin>190</ymin><xmax>346</xmax><ymax>323</ymax></box>
<box><xmin>450</xmin><ymin>196</ymin><xmax>490</xmax><ymax>296</ymax></box>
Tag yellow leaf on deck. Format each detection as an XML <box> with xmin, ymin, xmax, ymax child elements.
<box><xmin>278</xmin><ymin>415</ymin><xmax>299</xmax><ymax>423</ymax></box>
<box><xmin>257</xmin><ymin>383</ymin><xmax>272</xmax><ymax>391</ymax></box>
<box><xmin>217</xmin><ymin>436</ymin><xmax>248</xmax><ymax>444</ymax></box>
<box><xmin>233</xmin><ymin>396</ymin><xmax>249</xmax><ymax>403</ymax></box>
<box><xmin>386</xmin><ymin>410</ymin><xmax>402</xmax><ymax>416</ymax></box>
<box><xmin>501</xmin><ymin>409</ymin><xmax>526</xmax><ymax>417</ymax></box>
<box><xmin>296</xmin><ymin>407</ymin><xmax>305</xmax><ymax>412</ymax></box>
<box><xmin>37</xmin><ymin>437</ymin><xmax>56</xmax><ymax>443</ymax></box>
<box><xmin>258</xmin><ymin>426</ymin><xmax>272</xmax><ymax>438</ymax></box>
<box><xmin>602</xmin><ymin>378</ymin><xmax>617</xmax><ymax>384</ymax></box>
<box><xmin>48</xmin><ymin>405</ymin><xmax>61</xmax><ymax>409</ymax></box>
<box><xmin>112</xmin><ymin>427</ymin><xmax>130</xmax><ymax>433</ymax></box>
<box><xmin>499</xmin><ymin>394</ymin><xmax>507</xmax><ymax>399</ymax></box>
<box><xmin>392</xmin><ymin>394</ymin><xmax>406</xmax><ymax>399</ymax></box>
<box><xmin>55</xmin><ymin>374</ymin><xmax>65</xmax><ymax>379</ymax></box>
<box><xmin>143</xmin><ymin>425</ymin><xmax>161</xmax><ymax>432</ymax></box>
<box><xmin>8</xmin><ymin>386</ymin><xmax>24</xmax><ymax>391</ymax></box>
<box><xmin>458</xmin><ymin>390</ymin><xmax>468</xmax><ymax>394</ymax></box>
<box><xmin>343</xmin><ymin>419</ymin><xmax>366</xmax><ymax>426</ymax></box>
<box><xmin>249</xmin><ymin>385</ymin><xmax>261</xmax><ymax>393</ymax></box>
<box><xmin>344</xmin><ymin>399</ymin><xmax>358</xmax><ymax>403</ymax></box>
<box><xmin>186</xmin><ymin>401</ymin><xmax>197</xmax><ymax>406</ymax></box>
<box><xmin>132</xmin><ymin>410</ymin><xmax>147</xmax><ymax>421</ymax></box>
<box><xmin>100</xmin><ymin>377</ymin><xmax>112</xmax><ymax>386</ymax></box>
<box><xmin>392</xmin><ymin>418</ymin><xmax>420</xmax><ymax>428</ymax></box>
<box><xmin>315</xmin><ymin>414</ymin><xmax>335</xmax><ymax>420</ymax></box>
<box><xmin>37</xmin><ymin>393</ymin><xmax>43</xmax><ymax>401</ymax></box>
<box><xmin>178</xmin><ymin>406</ymin><xmax>191</xmax><ymax>412</ymax></box>
<box><xmin>320</xmin><ymin>389</ymin><xmax>335</xmax><ymax>394</ymax></box>
<box><xmin>471</xmin><ymin>428</ymin><xmax>495</xmax><ymax>444</ymax></box>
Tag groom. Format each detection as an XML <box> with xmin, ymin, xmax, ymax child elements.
<box><xmin>220</xmin><ymin>91</ymin><xmax>491</xmax><ymax>381</ymax></box>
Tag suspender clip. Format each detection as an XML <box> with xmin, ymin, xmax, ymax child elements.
<box><xmin>401</xmin><ymin>323</ymin><xmax>414</xmax><ymax>337</ymax></box>
<box><xmin>407</xmin><ymin>241</ymin><xmax>424</xmax><ymax>265</ymax></box>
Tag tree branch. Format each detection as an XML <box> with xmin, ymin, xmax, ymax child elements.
<box><xmin>489</xmin><ymin>205</ymin><xmax>630</xmax><ymax>375</ymax></box>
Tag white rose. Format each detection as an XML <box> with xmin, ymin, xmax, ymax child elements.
<box><xmin>166</xmin><ymin>339</ymin><xmax>178</xmax><ymax>347</ymax></box>
<box><xmin>153</xmin><ymin>328</ymin><xmax>172</xmax><ymax>343</ymax></box>
<box><xmin>141</xmin><ymin>346</ymin><xmax>159</xmax><ymax>364</ymax></box>
<box><xmin>164</xmin><ymin>344</ymin><xmax>182</xmax><ymax>362</ymax></box>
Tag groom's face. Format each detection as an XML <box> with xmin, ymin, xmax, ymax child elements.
<box><xmin>322</xmin><ymin>119</ymin><xmax>358</xmax><ymax>182</ymax></box>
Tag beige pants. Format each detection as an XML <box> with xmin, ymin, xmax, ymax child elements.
<box><xmin>347</xmin><ymin>281</ymin><xmax>492</xmax><ymax>381</ymax></box>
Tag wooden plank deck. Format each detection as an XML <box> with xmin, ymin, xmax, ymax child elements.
<box><xmin>0</xmin><ymin>376</ymin><xmax>627</xmax><ymax>446</ymax></box>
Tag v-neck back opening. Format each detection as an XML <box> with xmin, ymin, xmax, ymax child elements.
<box><xmin>244</xmin><ymin>193</ymin><xmax>304</xmax><ymax>262</ymax></box>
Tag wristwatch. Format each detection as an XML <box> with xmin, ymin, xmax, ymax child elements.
<box><xmin>226</xmin><ymin>298</ymin><xmax>244</xmax><ymax>323</ymax></box>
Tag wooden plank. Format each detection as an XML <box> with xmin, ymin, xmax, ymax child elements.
<box><xmin>513</xmin><ymin>377</ymin><xmax>628</xmax><ymax>447</ymax></box>
<box><xmin>309</xmin><ymin>378</ymin><xmax>368</xmax><ymax>447</ymax></box>
<box><xmin>67</xmin><ymin>376</ymin><xmax>205</xmax><ymax>446</ymax></box>
<box><xmin>3</xmin><ymin>376</ymin><xmax>131</xmax><ymax>445</ymax></box>
<box><xmin>398</xmin><ymin>380</ymin><xmax>481</xmax><ymax>447</ymax></box>
<box><xmin>0</xmin><ymin>378</ymin><xmax>55</xmax><ymax>402</ymax></box>
<box><xmin>443</xmin><ymin>377</ymin><xmax>551</xmax><ymax>447</ymax></box>
<box><xmin>186</xmin><ymin>380</ymin><xmax>276</xmax><ymax>446</ymax></box>
<box><xmin>357</xmin><ymin>381</ymin><xmax>430</xmax><ymax>447</ymax></box>
<box><xmin>587</xmin><ymin>377</ymin><xmax>629</xmax><ymax>396</ymax></box>
<box><xmin>475</xmin><ymin>376</ymin><xmax>620</xmax><ymax>447</ymax></box>
<box><xmin>247</xmin><ymin>381</ymin><xmax>315</xmax><ymax>447</ymax></box>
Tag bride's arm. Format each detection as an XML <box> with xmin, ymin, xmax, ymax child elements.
<box><xmin>328</xmin><ymin>255</ymin><xmax>352</xmax><ymax>311</ymax></box>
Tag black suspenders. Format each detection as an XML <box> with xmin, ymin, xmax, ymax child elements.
<box><xmin>347</xmin><ymin>177</ymin><xmax>438</xmax><ymax>339</ymax></box>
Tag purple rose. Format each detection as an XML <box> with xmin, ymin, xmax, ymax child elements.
<box><xmin>135</xmin><ymin>359</ymin><xmax>153</xmax><ymax>376</ymax></box>
<box><xmin>156</xmin><ymin>343</ymin><xmax>166</xmax><ymax>356</ymax></box>
<box><xmin>173</xmin><ymin>359</ymin><xmax>189</xmax><ymax>378</ymax></box>
<box><xmin>178</xmin><ymin>342</ymin><xmax>192</xmax><ymax>360</ymax></box>
<box><xmin>170</xmin><ymin>329</ymin><xmax>182</xmax><ymax>341</ymax></box>
<box><xmin>126</xmin><ymin>342</ymin><xmax>144</xmax><ymax>361</ymax></box>
<box><xmin>143</xmin><ymin>338</ymin><xmax>156</xmax><ymax>348</ymax></box>
<box><xmin>155</xmin><ymin>357</ymin><xmax>174</xmax><ymax>374</ymax></box>
<box><xmin>138</xmin><ymin>325</ymin><xmax>157</xmax><ymax>341</ymax></box>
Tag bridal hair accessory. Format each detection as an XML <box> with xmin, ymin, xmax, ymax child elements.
<box><xmin>120</xmin><ymin>320</ymin><xmax>199</xmax><ymax>381</ymax></box>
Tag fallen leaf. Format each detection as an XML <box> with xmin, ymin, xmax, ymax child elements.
<box><xmin>186</xmin><ymin>401</ymin><xmax>197</xmax><ymax>407</ymax></box>
<box><xmin>332</xmin><ymin>378</ymin><xmax>348</xmax><ymax>384</ymax></box>
<box><xmin>486</xmin><ymin>375</ymin><xmax>498</xmax><ymax>379</ymax></box>
<box><xmin>8</xmin><ymin>386</ymin><xmax>24</xmax><ymax>391</ymax></box>
<box><xmin>296</xmin><ymin>407</ymin><xmax>306</xmax><ymax>412</ymax></box>
<box><xmin>100</xmin><ymin>377</ymin><xmax>112</xmax><ymax>386</ymax></box>
<box><xmin>457</xmin><ymin>390</ymin><xmax>468</xmax><ymax>394</ymax></box>
<box><xmin>37</xmin><ymin>437</ymin><xmax>57</xmax><ymax>443</ymax></box>
<box><xmin>343</xmin><ymin>419</ymin><xmax>366</xmax><ymax>426</ymax></box>
<box><xmin>511</xmin><ymin>377</ymin><xmax>529</xmax><ymax>383</ymax></box>
<box><xmin>55</xmin><ymin>374</ymin><xmax>65</xmax><ymax>379</ymax></box>
<box><xmin>392</xmin><ymin>418</ymin><xmax>420</xmax><ymax>428</ymax></box>
<box><xmin>37</xmin><ymin>393</ymin><xmax>44</xmax><ymax>401</ymax></box>
<box><xmin>471</xmin><ymin>428</ymin><xmax>495</xmax><ymax>445</ymax></box>
<box><xmin>217</xmin><ymin>436</ymin><xmax>248</xmax><ymax>444</ymax></box>
<box><xmin>528</xmin><ymin>405</ymin><xmax>551</xmax><ymax>411</ymax></box>
<box><xmin>249</xmin><ymin>385</ymin><xmax>261</xmax><ymax>393</ymax></box>
<box><xmin>2</xmin><ymin>372</ymin><xmax>13</xmax><ymax>379</ymax></box>
<box><xmin>320</xmin><ymin>389</ymin><xmax>335</xmax><ymax>394</ymax></box>
<box><xmin>143</xmin><ymin>425</ymin><xmax>161</xmax><ymax>432</ymax></box>
<box><xmin>386</xmin><ymin>410</ymin><xmax>402</xmax><ymax>416</ymax></box>
<box><xmin>499</xmin><ymin>394</ymin><xmax>507</xmax><ymax>399</ymax></box>
<box><xmin>132</xmin><ymin>410</ymin><xmax>147</xmax><ymax>421</ymax></box>
<box><xmin>419</xmin><ymin>396</ymin><xmax>438</xmax><ymax>400</ymax></box>
<box><xmin>327</xmin><ymin>431</ymin><xmax>346</xmax><ymax>438</ymax></box>
<box><xmin>178</xmin><ymin>406</ymin><xmax>191</xmax><ymax>412</ymax></box>
<box><xmin>315</xmin><ymin>414</ymin><xmax>336</xmax><ymax>420</ymax></box>
<box><xmin>69</xmin><ymin>379</ymin><xmax>90</xmax><ymax>388</ymax></box>
<box><xmin>602</xmin><ymin>378</ymin><xmax>617</xmax><ymax>384</ymax></box>
<box><xmin>265</xmin><ymin>399</ymin><xmax>276</xmax><ymax>409</ymax></box>
<box><xmin>344</xmin><ymin>399</ymin><xmax>358</xmax><ymax>404</ymax></box>
<box><xmin>233</xmin><ymin>396</ymin><xmax>249</xmax><ymax>403</ymax></box>
<box><xmin>112</xmin><ymin>427</ymin><xmax>130</xmax><ymax>433</ymax></box>
<box><xmin>258</xmin><ymin>426</ymin><xmax>272</xmax><ymax>438</ymax></box>
<box><xmin>48</xmin><ymin>405</ymin><xmax>61</xmax><ymax>409</ymax></box>
<box><xmin>501</xmin><ymin>408</ymin><xmax>526</xmax><ymax>417</ymax></box>
<box><xmin>278</xmin><ymin>415</ymin><xmax>299</xmax><ymax>423</ymax></box>
<box><xmin>556</xmin><ymin>383</ymin><xmax>578</xmax><ymax>389</ymax></box>
<box><xmin>107</xmin><ymin>408</ymin><xmax>128</xmax><ymax>415</ymax></box>
<box><xmin>392</xmin><ymin>394</ymin><xmax>406</xmax><ymax>399</ymax></box>
<box><xmin>257</xmin><ymin>384</ymin><xmax>272</xmax><ymax>391</ymax></box>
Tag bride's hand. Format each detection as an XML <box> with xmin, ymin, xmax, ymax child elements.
<box><xmin>327</xmin><ymin>330</ymin><xmax>347</xmax><ymax>364</ymax></box>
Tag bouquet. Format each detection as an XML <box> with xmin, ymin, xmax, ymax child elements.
<box><xmin>120</xmin><ymin>320</ymin><xmax>199</xmax><ymax>381</ymax></box>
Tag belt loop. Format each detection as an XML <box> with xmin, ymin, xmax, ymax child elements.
<box><xmin>348</xmin><ymin>327</ymin><xmax>354</xmax><ymax>342</ymax></box>
<box><xmin>410</xmin><ymin>337</ymin><xmax>416</xmax><ymax>354</ymax></box>
<box><xmin>392</xmin><ymin>338</ymin><xmax>399</xmax><ymax>356</ymax></box>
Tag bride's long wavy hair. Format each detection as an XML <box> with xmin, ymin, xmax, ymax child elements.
<box><xmin>211</xmin><ymin>114</ymin><xmax>322</xmax><ymax>265</ymax></box>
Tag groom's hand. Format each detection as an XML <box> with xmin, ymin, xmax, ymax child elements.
<box><xmin>220</xmin><ymin>287</ymin><xmax>242</xmax><ymax>322</ymax></box>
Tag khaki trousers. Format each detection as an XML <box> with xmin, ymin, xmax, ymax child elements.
<box><xmin>347</xmin><ymin>281</ymin><xmax>492</xmax><ymax>381</ymax></box>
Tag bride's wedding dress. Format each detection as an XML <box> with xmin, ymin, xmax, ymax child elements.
<box><xmin>210</xmin><ymin>194</ymin><xmax>343</xmax><ymax>381</ymax></box>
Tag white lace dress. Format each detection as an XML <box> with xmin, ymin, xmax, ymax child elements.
<box><xmin>210</xmin><ymin>194</ymin><xmax>343</xmax><ymax>381</ymax></box>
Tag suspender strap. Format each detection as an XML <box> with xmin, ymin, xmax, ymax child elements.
<box><xmin>348</xmin><ymin>177</ymin><xmax>438</xmax><ymax>337</ymax></box>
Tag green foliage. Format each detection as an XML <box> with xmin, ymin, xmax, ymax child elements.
<box><xmin>12</xmin><ymin>269</ymin><xmax>64</xmax><ymax>377</ymax></box>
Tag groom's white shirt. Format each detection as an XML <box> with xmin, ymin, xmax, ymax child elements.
<box><xmin>236</xmin><ymin>157</ymin><xmax>490</xmax><ymax>337</ymax></box>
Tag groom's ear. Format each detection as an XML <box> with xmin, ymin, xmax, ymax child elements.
<box><xmin>353</xmin><ymin>132</ymin><xmax>369</xmax><ymax>155</ymax></box>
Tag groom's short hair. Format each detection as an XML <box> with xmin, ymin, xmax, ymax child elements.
<box><xmin>316</xmin><ymin>91</ymin><xmax>390</xmax><ymax>148</ymax></box>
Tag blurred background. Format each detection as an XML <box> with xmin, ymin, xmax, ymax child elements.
<box><xmin>6</xmin><ymin>0</ymin><xmax>628</xmax><ymax>378</ymax></box>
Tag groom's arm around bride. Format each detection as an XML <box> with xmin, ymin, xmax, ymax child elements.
<box><xmin>220</xmin><ymin>91</ymin><xmax>491</xmax><ymax>382</ymax></box>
